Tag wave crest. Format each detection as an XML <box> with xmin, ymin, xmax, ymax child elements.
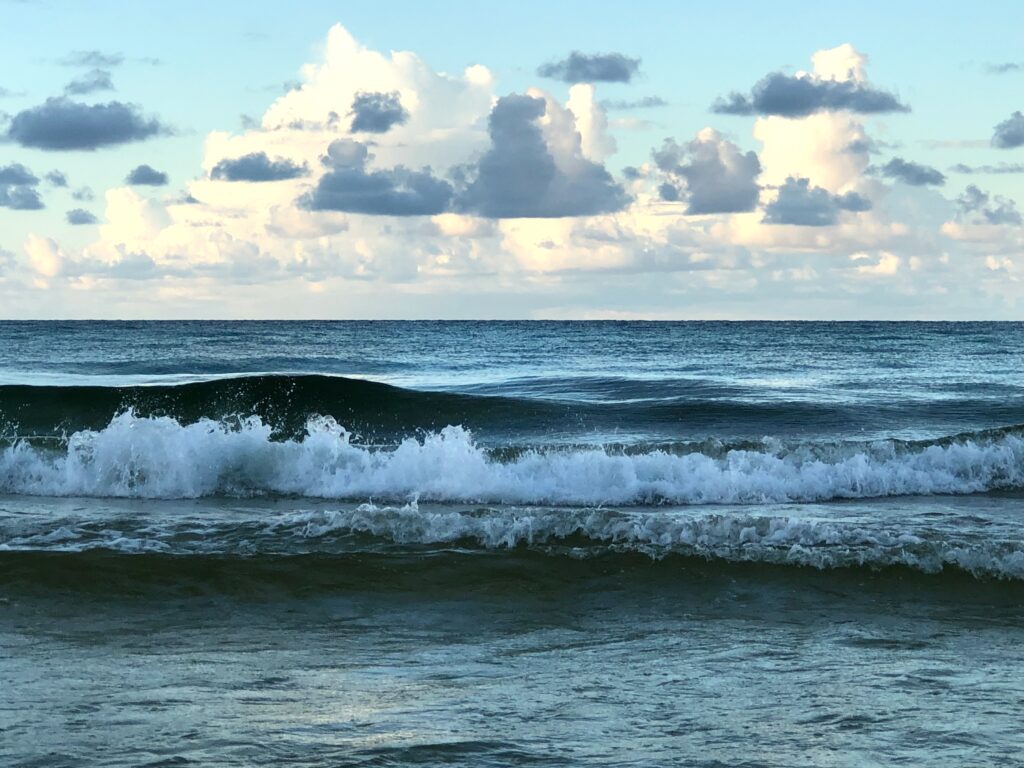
<box><xmin>3</xmin><ymin>411</ymin><xmax>1024</xmax><ymax>503</ymax></box>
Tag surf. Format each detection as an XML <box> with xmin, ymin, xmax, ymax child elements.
<box><xmin>3</xmin><ymin>410</ymin><xmax>1024</xmax><ymax>504</ymax></box>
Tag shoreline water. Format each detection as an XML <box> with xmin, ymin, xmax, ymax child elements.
<box><xmin>3</xmin><ymin>322</ymin><xmax>1024</xmax><ymax>766</ymax></box>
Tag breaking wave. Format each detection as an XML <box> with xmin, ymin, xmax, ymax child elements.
<box><xmin>2</xmin><ymin>411</ymin><xmax>1024</xmax><ymax>504</ymax></box>
<box><xmin>4</xmin><ymin>503</ymin><xmax>1024</xmax><ymax>581</ymax></box>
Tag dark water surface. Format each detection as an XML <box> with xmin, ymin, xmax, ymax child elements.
<box><xmin>2</xmin><ymin>321</ymin><xmax>1024</xmax><ymax>766</ymax></box>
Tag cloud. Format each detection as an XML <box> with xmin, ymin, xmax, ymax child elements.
<box><xmin>210</xmin><ymin>152</ymin><xmax>308</xmax><ymax>181</ymax></box>
<box><xmin>601</xmin><ymin>96</ymin><xmax>667</xmax><ymax>110</ymax></box>
<box><xmin>957</xmin><ymin>184</ymin><xmax>1022</xmax><ymax>225</ymax></box>
<box><xmin>712</xmin><ymin>47</ymin><xmax>907</xmax><ymax>119</ymax></box>
<box><xmin>456</xmin><ymin>93</ymin><xmax>629</xmax><ymax>218</ymax></box>
<box><xmin>66</xmin><ymin>208</ymin><xmax>98</xmax><ymax>225</ymax></box>
<box><xmin>17</xmin><ymin>23</ymin><xmax>1010</xmax><ymax>320</ymax></box>
<box><xmin>248</xmin><ymin>23</ymin><xmax>494</xmax><ymax>175</ymax></box>
<box><xmin>712</xmin><ymin>72</ymin><xmax>909</xmax><ymax>117</ymax></box>
<box><xmin>301</xmin><ymin>139</ymin><xmax>453</xmax><ymax>215</ymax></box>
<box><xmin>126</xmin><ymin>164</ymin><xmax>169</xmax><ymax>186</ymax></box>
<box><xmin>64</xmin><ymin>68</ymin><xmax>114</xmax><ymax>95</ymax></box>
<box><xmin>72</xmin><ymin>186</ymin><xmax>95</xmax><ymax>202</ymax></box>
<box><xmin>0</xmin><ymin>163</ymin><xmax>39</xmax><ymax>186</ymax></box>
<box><xmin>349</xmin><ymin>90</ymin><xmax>409</xmax><ymax>133</ymax></box>
<box><xmin>45</xmin><ymin>170</ymin><xmax>68</xmax><ymax>187</ymax></box>
<box><xmin>566</xmin><ymin>84</ymin><xmax>617</xmax><ymax>160</ymax></box>
<box><xmin>747</xmin><ymin>50</ymin><xmax>887</xmax><ymax>195</ymax></box>
<box><xmin>992</xmin><ymin>111</ymin><xmax>1024</xmax><ymax>149</ymax></box>
<box><xmin>652</xmin><ymin>129</ymin><xmax>761</xmax><ymax>214</ymax></box>
<box><xmin>23</xmin><ymin>234</ymin><xmax>66</xmax><ymax>279</ymax></box>
<box><xmin>0</xmin><ymin>185</ymin><xmax>43</xmax><ymax>210</ymax></box>
<box><xmin>537</xmin><ymin>52</ymin><xmax>640</xmax><ymax>83</ymax></box>
<box><xmin>950</xmin><ymin>162</ymin><xmax>1024</xmax><ymax>174</ymax></box>
<box><xmin>985</xmin><ymin>62</ymin><xmax>1023</xmax><ymax>74</ymax></box>
<box><xmin>59</xmin><ymin>50</ymin><xmax>124</xmax><ymax>68</ymax></box>
<box><xmin>0</xmin><ymin>248</ymin><xmax>14</xmax><ymax>276</ymax></box>
<box><xmin>879</xmin><ymin>157</ymin><xmax>945</xmax><ymax>186</ymax></box>
<box><xmin>762</xmin><ymin>176</ymin><xmax>872</xmax><ymax>226</ymax></box>
<box><xmin>0</xmin><ymin>162</ymin><xmax>43</xmax><ymax>210</ymax></box>
<box><xmin>5</xmin><ymin>98</ymin><xmax>169</xmax><ymax>150</ymax></box>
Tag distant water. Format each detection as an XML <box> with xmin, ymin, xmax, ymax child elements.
<box><xmin>3</xmin><ymin>321</ymin><xmax>1024</xmax><ymax>767</ymax></box>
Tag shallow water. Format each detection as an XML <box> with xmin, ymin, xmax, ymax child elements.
<box><xmin>2</xmin><ymin>321</ymin><xmax>1024</xmax><ymax>765</ymax></box>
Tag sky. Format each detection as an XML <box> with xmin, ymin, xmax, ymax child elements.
<box><xmin>1</xmin><ymin>0</ymin><xmax>1022</xmax><ymax>319</ymax></box>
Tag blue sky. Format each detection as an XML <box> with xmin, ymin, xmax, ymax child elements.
<box><xmin>1</xmin><ymin>0</ymin><xmax>1022</xmax><ymax>318</ymax></box>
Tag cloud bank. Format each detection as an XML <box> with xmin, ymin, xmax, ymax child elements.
<box><xmin>4</xmin><ymin>31</ymin><xmax>1022</xmax><ymax>320</ymax></box>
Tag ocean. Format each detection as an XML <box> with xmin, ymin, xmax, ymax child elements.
<box><xmin>2</xmin><ymin>321</ymin><xmax>1023</xmax><ymax>766</ymax></box>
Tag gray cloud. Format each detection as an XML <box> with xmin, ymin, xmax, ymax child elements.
<box><xmin>45</xmin><ymin>170</ymin><xmax>68</xmax><ymax>187</ymax></box>
<box><xmin>0</xmin><ymin>186</ymin><xmax>43</xmax><ymax>210</ymax></box>
<box><xmin>986</xmin><ymin>62</ymin><xmax>1023</xmax><ymax>75</ymax></box>
<box><xmin>6</xmin><ymin>98</ymin><xmax>168</xmax><ymax>150</ymax></box>
<box><xmin>879</xmin><ymin>157</ymin><xmax>945</xmax><ymax>186</ymax></box>
<box><xmin>301</xmin><ymin>139</ymin><xmax>453</xmax><ymax>216</ymax></box>
<box><xmin>601</xmin><ymin>96</ymin><xmax>667</xmax><ymax>110</ymax></box>
<box><xmin>0</xmin><ymin>162</ymin><xmax>43</xmax><ymax>210</ymax></box>
<box><xmin>66</xmin><ymin>208</ymin><xmax>98</xmax><ymax>225</ymax></box>
<box><xmin>64</xmin><ymin>68</ymin><xmax>114</xmax><ymax>95</ymax></box>
<box><xmin>657</xmin><ymin>182</ymin><xmax>680</xmax><ymax>202</ymax></box>
<box><xmin>211</xmin><ymin>152</ymin><xmax>307</xmax><ymax>182</ymax></box>
<box><xmin>957</xmin><ymin>184</ymin><xmax>1022</xmax><ymax>225</ymax></box>
<box><xmin>0</xmin><ymin>163</ymin><xmax>38</xmax><ymax>186</ymax></box>
<box><xmin>72</xmin><ymin>186</ymin><xmax>95</xmax><ymax>202</ymax></box>
<box><xmin>844</xmin><ymin>136</ymin><xmax>900</xmax><ymax>155</ymax></box>
<box><xmin>712</xmin><ymin>72</ymin><xmax>909</xmax><ymax>117</ymax></box>
<box><xmin>845</xmin><ymin>138</ymin><xmax>875</xmax><ymax>155</ymax></box>
<box><xmin>950</xmin><ymin>162</ymin><xmax>1024</xmax><ymax>174</ymax></box>
<box><xmin>763</xmin><ymin>177</ymin><xmax>871</xmax><ymax>226</ymax></box>
<box><xmin>60</xmin><ymin>50</ymin><xmax>124</xmax><ymax>68</ymax></box>
<box><xmin>537</xmin><ymin>51</ymin><xmax>641</xmax><ymax>83</ymax></box>
<box><xmin>282</xmin><ymin>112</ymin><xmax>340</xmax><ymax>132</ymax></box>
<box><xmin>457</xmin><ymin>94</ymin><xmax>629</xmax><ymax>218</ymax></box>
<box><xmin>349</xmin><ymin>91</ymin><xmax>409</xmax><ymax>134</ymax></box>
<box><xmin>126</xmin><ymin>164</ymin><xmax>169</xmax><ymax>186</ymax></box>
<box><xmin>992</xmin><ymin>111</ymin><xmax>1024</xmax><ymax>149</ymax></box>
<box><xmin>652</xmin><ymin>133</ymin><xmax>761</xmax><ymax>214</ymax></box>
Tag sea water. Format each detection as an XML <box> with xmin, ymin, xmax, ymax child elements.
<box><xmin>2</xmin><ymin>321</ymin><xmax>1023</xmax><ymax>766</ymax></box>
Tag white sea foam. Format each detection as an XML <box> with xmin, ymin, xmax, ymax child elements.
<box><xmin>284</xmin><ymin>504</ymin><xmax>1024</xmax><ymax>578</ymax></box>
<box><xmin>2</xmin><ymin>412</ymin><xmax>1023</xmax><ymax>504</ymax></box>
<box><xmin>4</xmin><ymin>503</ymin><xmax>1024</xmax><ymax>579</ymax></box>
